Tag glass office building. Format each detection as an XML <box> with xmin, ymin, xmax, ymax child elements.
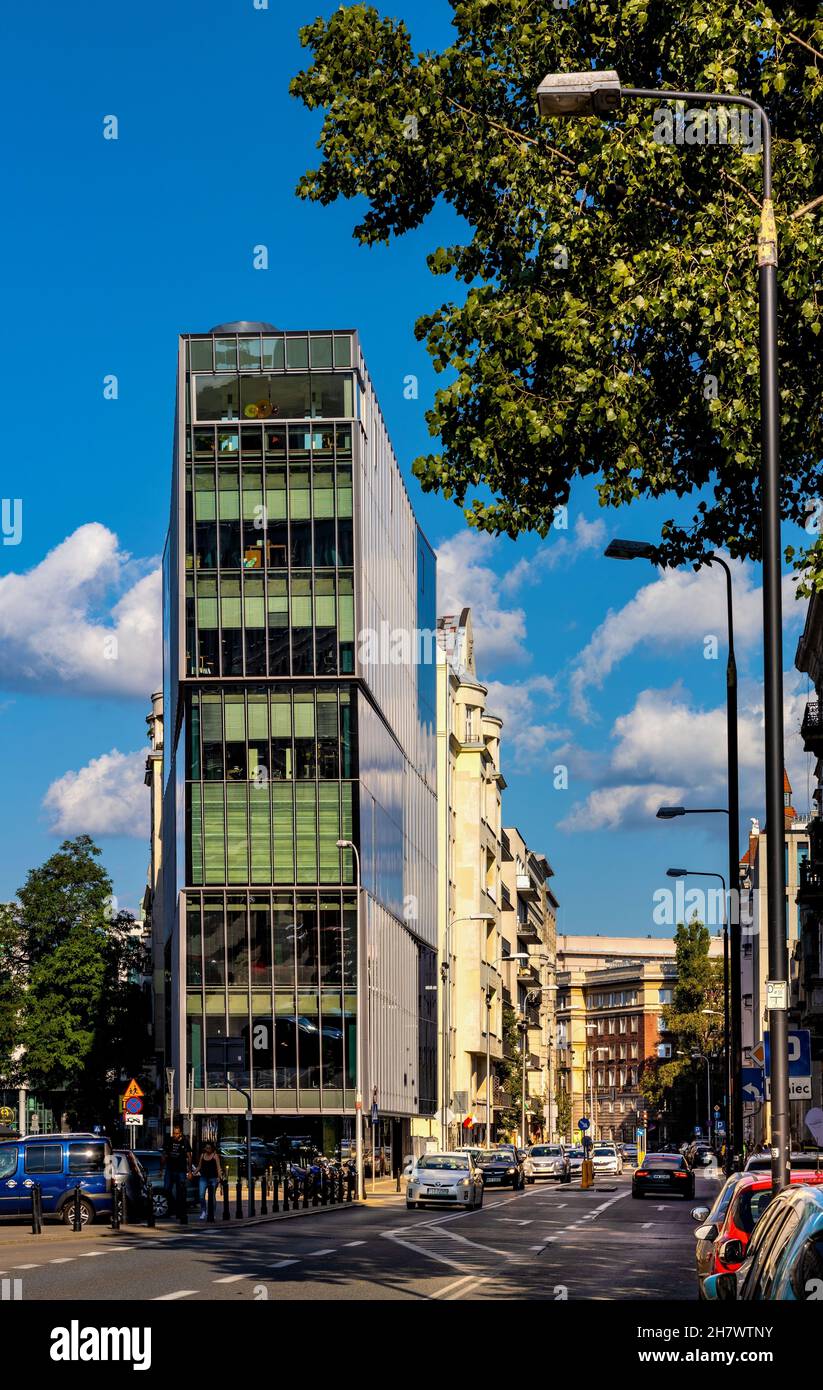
<box><xmin>161</xmin><ymin>322</ymin><xmax>437</xmax><ymax>1155</ymax></box>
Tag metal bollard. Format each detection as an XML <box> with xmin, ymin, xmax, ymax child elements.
<box><xmin>207</xmin><ymin>1180</ymin><xmax>216</xmax><ymax>1223</ymax></box>
<box><xmin>145</xmin><ymin>1179</ymin><xmax>155</xmax><ymax>1228</ymax></box>
<box><xmin>221</xmin><ymin>1177</ymin><xmax>231</xmax><ymax>1221</ymax></box>
<box><xmin>260</xmin><ymin>1171</ymin><xmax>268</xmax><ymax>1216</ymax></box>
<box><xmin>111</xmin><ymin>1183</ymin><xmax>121</xmax><ymax>1231</ymax></box>
<box><xmin>271</xmin><ymin>1173</ymin><xmax>279</xmax><ymax>1213</ymax></box>
<box><xmin>320</xmin><ymin>1170</ymin><xmax>328</xmax><ymax>1206</ymax></box>
<box><xmin>338</xmin><ymin>1171</ymin><xmax>345</xmax><ymax>1204</ymax></box>
<box><xmin>30</xmin><ymin>1183</ymin><xmax>42</xmax><ymax>1235</ymax></box>
<box><xmin>292</xmin><ymin>1173</ymin><xmax>300</xmax><ymax>1211</ymax></box>
<box><xmin>72</xmin><ymin>1183</ymin><xmax>83</xmax><ymax>1232</ymax></box>
<box><xmin>302</xmin><ymin>1174</ymin><xmax>310</xmax><ymax>1209</ymax></box>
<box><xmin>235</xmin><ymin>1178</ymin><xmax>243</xmax><ymax>1220</ymax></box>
<box><xmin>312</xmin><ymin>1173</ymin><xmax>319</xmax><ymax>1207</ymax></box>
<box><xmin>248</xmin><ymin>1174</ymin><xmax>256</xmax><ymax>1219</ymax></box>
<box><xmin>347</xmin><ymin>1169</ymin><xmax>354</xmax><ymax>1202</ymax></box>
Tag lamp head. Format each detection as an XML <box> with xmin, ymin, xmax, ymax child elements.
<box><xmin>604</xmin><ymin>538</ymin><xmax>655</xmax><ymax>561</ymax></box>
<box><xmin>666</xmin><ymin>868</ymin><xmax>688</xmax><ymax>879</ymax></box>
<box><xmin>536</xmin><ymin>69</ymin><xmax>622</xmax><ymax>118</ymax></box>
<box><xmin>657</xmin><ymin>806</ymin><xmax>686</xmax><ymax>819</ymax></box>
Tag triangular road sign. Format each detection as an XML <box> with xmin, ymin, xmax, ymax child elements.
<box><xmin>123</xmin><ymin>1078</ymin><xmax>144</xmax><ymax>1100</ymax></box>
<box><xmin>751</xmin><ymin>1041</ymin><xmax>765</xmax><ymax>1068</ymax></box>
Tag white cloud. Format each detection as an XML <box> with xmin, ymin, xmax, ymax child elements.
<box><xmin>43</xmin><ymin>749</ymin><xmax>148</xmax><ymax>838</ymax></box>
<box><xmin>0</xmin><ymin>524</ymin><xmax>161</xmax><ymax>698</ymax></box>
<box><xmin>500</xmin><ymin>513</ymin><xmax>608</xmax><ymax>594</ymax></box>
<box><xmin>570</xmin><ymin>558</ymin><xmax>805</xmax><ymax>721</ymax></box>
<box><xmin>436</xmin><ymin>531</ymin><xmax>528</xmax><ymax>668</ymax></box>
<box><xmin>484</xmin><ymin>675</ymin><xmax>568</xmax><ymax>770</ymax></box>
<box><xmin>559</xmin><ymin>782</ymin><xmax>685</xmax><ymax>832</ymax></box>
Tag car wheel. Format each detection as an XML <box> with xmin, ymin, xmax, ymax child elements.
<box><xmin>528</xmin><ymin>1176</ymin><xmax>535</xmax><ymax>1185</ymax></box>
<box><xmin>631</xmin><ymin>1189</ymin><xmax>642</xmax><ymax>1200</ymax></box>
<box><xmin>475</xmin><ymin>1191</ymin><xmax>483</xmax><ymax>1209</ymax></box>
<box><xmin>406</xmin><ymin>1201</ymin><xmax>416</xmax><ymax>1210</ymax></box>
<box><xmin>62</xmin><ymin>1196</ymin><xmax>94</xmax><ymax>1226</ymax></box>
<box><xmin>152</xmin><ymin>1191</ymin><xmax>170</xmax><ymax>1219</ymax></box>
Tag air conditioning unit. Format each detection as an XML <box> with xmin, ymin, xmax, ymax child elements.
<box><xmin>657</xmin><ymin>1043</ymin><xmax>672</xmax><ymax>1059</ymax></box>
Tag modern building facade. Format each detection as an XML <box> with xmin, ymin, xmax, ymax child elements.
<box><xmin>796</xmin><ymin>597</ymin><xmax>823</xmax><ymax>1128</ymax></box>
<box><xmin>160</xmin><ymin>322</ymin><xmax>438</xmax><ymax>1162</ymax></box>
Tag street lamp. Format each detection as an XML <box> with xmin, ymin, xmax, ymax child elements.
<box><xmin>484</xmin><ymin>953</ymin><xmax>528</xmax><ymax>1147</ymax></box>
<box><xmin>337</xmin><ymin>838</ymin><xmax>365</xmax><ymax>1201</ymax></box>
<box><xmin>666</xmin><ymin>866</ymin><xmax>730</xmax><ymax>1171</ymax></box>
<box><xmin>606</xmin><ymin>536</ymin><xmax>742</xmax><ymax>1169</ymax></box>
<box><xmin>542</xmin><ymin>69</ymin><xmax>787</xmax><ymax>1192</ymax></box>
<box><xmin>445</xmin><ymin>914</ymin><xmax>496</xmax><ymax>1149</ymax></box>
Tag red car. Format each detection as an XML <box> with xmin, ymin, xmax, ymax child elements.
<box><xmin>692</xmin><ymin>1170</ymin><xmax>823</xmax><ymax>1296</ymax></box>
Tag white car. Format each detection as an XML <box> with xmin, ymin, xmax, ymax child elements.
<box><xmin>566</xmin><ymin>1145</ymin><xmax>585</xmax><ymax>1174</ymax></box>
<box><xmin>528</xmin><ymin>1143</ymin><xmax>571</xmax><ymax>1182</ymax></box>
<box><xmin>406</xmin><ymin>1153</ymin><xmax>484</xmax><ymax>1211</ymax></box>
<box><xmin>591</xmin><ymin>1142</ymin><xmax>623</xmax><ymax>1175</ymax></box>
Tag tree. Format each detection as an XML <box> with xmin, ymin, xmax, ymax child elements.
<box><xmin>640</xmin><ymin>918</ymin><xmax>724</xmax><ymax>1133</ymax></box>
<box><xmin>555</xmin><ymin>1081</ymin><xmax>572</xmax><ymax>1142</ymax></box>
<box><xmin>11</xmin><ymin>837</ymin><xmax>150</xmax><ymax>1128</ymax></box>
<box><xmin>291</xmin><ymin>2</ymin><xmax>823</xmax><ymax>579</ymax></box>
<box><xmin>0</xmin><ymin>903</ymin><xmax>22</xmax><ymax>1083</ymax></box>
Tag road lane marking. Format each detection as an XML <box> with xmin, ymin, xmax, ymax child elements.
<box><xmin>382</xmin><ymin>1233</ymin><xmax>467</xmax><ymax>1272</ymax></box>
<box><xmin>434</xmin><ymin>1227</ymin><xmax>513</xmax><ymax>1257</ymax></box>
<box><xmin>13</xmin><ymin>1264</ymin><xmax>40</xmax><ymax>1270</ymax></box>
<box><xmin>305</xmin><ymin>1248</ymin><xmax>335</xmax><ymax>1256</ymax></box>
<box><xmin>495</xmin><ymin>1219</ymin><xmax>532</xmax><ymax>1225</ymax></box>
<box><xmin>154</xmin><ymin>1290</ymin><xmax>199</xmax><ymax>1300</ymax></box>
<box><xmin>342</xmin><ymin>1240</ymin><xmax>365</xmax><ymax>1247</ymax></box>
<box><xmin>430</xmin><ymin>1274</ymin><xmax>477</xmax><ymax>1299</ymax></box>
<box><xmin>271</xmin><ymin>1259</ymin><xmax>298</xmax><ymax>1269</ymax></box>
<box><xmin>214</xmin><ymin>1274</ymin><xmax>247</xmax><ymax>1284</ymax></box>
<box><xmin>49</xmin><ymin>1258</ymin><xmax>75</xmax><ymax>1264</ymax></box>
<box><xmin>445</xmin><ymin>1276</ymin><xmax>489</xmax><ymax>1300</ymax></box>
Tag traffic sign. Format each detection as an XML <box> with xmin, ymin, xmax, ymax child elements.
<box><xmin>124</xmin><ymin>1114</ymin><xmax>144</xmax><ymax>1126</ymax></box>
<box><xmin>742</xmin><ymin>1068</ymin><xmax>765</xmax><ymax>1104</ymax></box>
<box><xmin>578</xmin><ymin>1117</ymin><xmax>590</xmax><ymax>1131</ymax></box>
<box><xmin>751</xmin><ymin>1040</ymin><xmax>765</xmax><ymax>1067</ymax></box>
<box><xmin>123</xmin><ymin>1078</ymin><xmax>144</xmax><ymax>1101</ymax></box>
<box><xmin>124</xmin><ymin>1096</ymin><xmax>143</xmax><ymax>1115</ymax></box>
<box><xmin>761</xmin><ymin>1030</ymin><xmax>812</xmax><ymax>1100</ymax></box>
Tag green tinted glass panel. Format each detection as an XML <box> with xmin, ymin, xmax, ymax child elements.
<box><xmin>310</xmin><ymin>336</ymin><xmax>333</xmax><ymax>368</ymax></box>
<box><xmin>338</xmin><ymin>576</ymin><xmax>354</xmax><ymax>641</ymax></box>
<box><xmin>250</xmin><ymin>785</ymin><xmax>272</xmax><ymax>883</ymax></box>
<box><xmin>190</xmin><ymin>339</ymin><xmax>213</xmax><ymax>371</ymax></box>
<box><xmin>336</xmin><ymin>467</ymin><xmax>352</xmax><ymax>518</ymax></box>
<box><xmin>224</xmin><ymin>695</ymin><xmax>246</xmax><ymax>741</ymax></box>
<box><xmin>334</xmin><ymin>336</ymin><xmax>352</xmax><ymax>367</ymax></box>
<box><xmin>198</xmin><ymin>596</ymin><xmax>218</xmax><ymax>629</ymax></box>
<box><xmin>315</xmin><ymin>575</ymin><xmax>335</xmax><ymax>627</ymax></box>
<box><xmin>268</xmin><ymin>580</ymin><xmax>288</xmax><ymax>625</ymax></box>
<box><xmin>286</xmin><ymin>338</ymin><xmax>309</xmax><ymax>369</ymax></box>
<box><xmin>293</xmin><ymin>693</ymin><xmax>315</xmax><ymax>738</ymax></box>
<box><xmin>201</xmin><ymin>695</ymin><xmax>222</xmax><ymax>742</ymax></box>
<box><xmin>194</xmin><ymin>469</ymin><xmax>216</xmax><ymax>521</ymax></box>
<box><xmin>295</xmin><ymin>785</ymin><xmax>317</xmax><ymax>881</ymax></box>
<box><xmin>271</xmin><ymin>693</ymin><xmax>292</xmax><ymax>737</ymax></box>
<box><xmin>248</xmin><ymin>695</ymin><xmax>268</xmax><ymax>740</ymax></box>
<box><xmin>203</xmin><ymin>785</ymin><xmax>226</xmax><ymax>882</ymax></box>
<box><xmin>273</xmin><ymin>786</ymin><xmax>294</xmax><ymax>883</ymax></box>
<box><xmin>289</xmin><ymin>467</ymin><xmax>311</xmax><ymax>520</ymax></box>
<box><xmin>218</xmin><ymin>470</ymin><xmax>240</xmax><ymax>520</ymax></box>
<box><xmin>262</xmin><ymin>337</ymin><xmax>285</xmax><ymax>370</ymax></box>
<box><xmin>318</xmin><ymin>786</ymin><xmax>341</xmax><ymax>880</ymax></box>
<box><xmin>313</xmin><ymin>468</ymin><xmax>334</xmax><ymax>518</ymax></box>
<box><xmin>238</xmin><ymin>337</ymin><xmax>261</xmax><ymax>370</ymax></box>
<box><xmin>242</xmin><ymin>471</ymin><xmax>263</xmax><ymax>520</ymax></box>
<box><xmin>316</xmin><ymin>693</ymin><xmax>337</xmax><ymax>738</ymax></box>
<box><xmin>226</xmin><ymin>784</ymin><xmax>249</xmax><ymax>883</ymax></box>
<box><xmin>244</xmin><ymin>584</ymin><xmax>265</xmax><ymax>628</ymax></box>
<box><xmin>190</xmin><ymin>784</ymin><xmax>203</xmax><ymax>884</ymax></box>
<box><xmin>291</xmin><ymin>578</ymin><xmax>311</xmax><ymax>627</ymax></box>
<box><xmin>265</xmin><ymin>468</ymin><xmax>287</xmax><ymax>519</ymax></box>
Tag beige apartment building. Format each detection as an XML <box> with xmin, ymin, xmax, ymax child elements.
<box><xmin>555</xmin><ymin>933</ymin><xmax>724</xmax><ymax>1146</ymax></box>
<box><xmin>436</xmin><ymin>609</ymin><xmax>507</xmax><ymax>1148</ymax></box>
<box><xmin>500</xmin><ymin>828</ymin><xmax>558</xmax><ymax>1141</ymax></box>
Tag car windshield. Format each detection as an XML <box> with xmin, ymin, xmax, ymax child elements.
<box><xmin>593</xmin><ymin>1147</ymin><xmax>614</xmax><ymax>1156</ymax></box>
<box><xmin>415</xmin><ymin>1157</ymin><xmax>468</xmax><ymax>1172</ymax></box>
<box><xmin>567</xmin><ymin>1148</ymin><xmax>584</xmax><ymax>1158</ymax></box>
<box><xmin>531</xmin><ymin>1146</ymin><xmax>562</xmax><ymax>1157</ymax></box>
<box><xmin>477</xmin><ymin>1153</ymin><xmax>511</xmax><ymax>1166</ymax></box>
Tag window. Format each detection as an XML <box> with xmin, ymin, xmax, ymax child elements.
<box><xmin>24</xmin><ymin>1144</ymin><xmax>63</xmax><ymax>1174</ymax></box>
<box><xmin>67</xmin><ymin>1143</ymin><xmax>106</xmax><ymax>1175</ymax></box>
<box><xmin>658</xmin><ymin>988</ymin><xmax>673</xmax><ymax>1005</ymax></box>
<box><xmin>0</xmin><ymin>1147</ymin><xmax>17</xmax><ymax>1178</ymax></box>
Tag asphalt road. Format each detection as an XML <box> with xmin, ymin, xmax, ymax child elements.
<box><xmin>1</xmin><ymin>1172</ymin><xmax>716</xmax><ymax>1302</ymax></box>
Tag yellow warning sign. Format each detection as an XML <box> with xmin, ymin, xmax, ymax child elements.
<box><xmin>123</xmin><ymin>1078</ymin><xmax>144</xmax><ymax>1100</ymax></box>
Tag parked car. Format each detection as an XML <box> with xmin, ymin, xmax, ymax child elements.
<box><xmin>132</xmin><ymin>1149</ymin><xmax>198</xmax><ymax>1213</ymax></box>
<box><xmin>516</xmin><ymin>1148</ymin><xmax>536</xmax><ymax>1183</ymax></box>
<box><xmin>474</xmin><ymin>1150</ymin><xmax>525</xmax><ymax>1190</ymax></box>
<box><xmin>632</xmin><ymin>1152</ymin><xmax>695</xmax><ymax>1200</ymax></box>
<box><xmin>0</xmin><ymin>1133</ymin><xmax>114</xmax><ymax>1226</ymax></box>
<box><xmin>692</xmin><ymin>1170</ymin><xmax>823</xmax><ymax>1295</ymax></box>
<box><xmin>406</xmin><ymin>1153</ymin><xmax>483</xmax><ymax>1211</ymax></box>
<box><xmin>528</xmin><ymin>1143</ymin><xmax>571</xmax><ymax>1183</ymax></box>
<box><xmin>744</xmin><ymin>1151</ymin><xmax>823</xmax><ymax>1174</ymax></box>
<box><xmin>686</xmin><ymin>1143</ymin><xmax>716</xmax><ymax>1168</ymax></box>
<box><xmin>591</xmin><ymin>1142</ymin><xmax>623</xmax><ymax>1175</ymax></box>
<box><xmin>703</xmin><ymin>1183</ymin><xmax>823</xmax><ymax>1300</ymax></box>
<box><xmin>566</xmin><ymin>1145</ymin><xmax>585</xmax><ymax>1175</ymax></box>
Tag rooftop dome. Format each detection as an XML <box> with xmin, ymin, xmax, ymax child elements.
<box><xmin>209</xmin><ymin>321</ymin><xmax>278</xmax><ymax>333</ymax></box>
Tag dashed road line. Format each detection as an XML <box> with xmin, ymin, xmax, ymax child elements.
<box><xmin>154</xmin><ymin>1289</ymin><xmax>199</xmax><ymax>1300</ymax></box>
<box><xmin>214</xmin><ymin>1274</ymin><xmax>248</xmax><ymax>1284</ymax></box>
<box><xmin>271</xmin><ymin>1259</ymin><xmax>299</xmax><ymax>1269</ymax></box>
<box><xmin>430</xmin><ymin>1273</ymin><xmax>477</xmax><ymax>1300</ymax></box>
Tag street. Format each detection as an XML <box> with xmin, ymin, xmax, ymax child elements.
<box><xmin>1</xmin><ymin>1172</ymin><xmax>715</xmax><ymax>1301</ymax></box>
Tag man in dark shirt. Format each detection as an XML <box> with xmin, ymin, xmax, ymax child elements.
<box><xmin>161</xmin><ymin>1125</ymin><xmax>192</xmax><ymax>1220</ymax></box>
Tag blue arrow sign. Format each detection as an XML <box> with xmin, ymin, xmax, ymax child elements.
<box><xmin>741</xmin><ymin>1068</ymin><xmax>765</xmax><ymax>1104</ymax></box>
<box><xmin>578</xmin><ymin>1117</ymin><xmax>590</xmax><ymax>1131</ymax></box>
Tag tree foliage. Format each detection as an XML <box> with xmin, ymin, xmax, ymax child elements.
<box><xmin>291</xmin><ymin>1</ymin><xmax>823</xmax><ymax>578</ymax></box>
<box><xmin>640</xmin><ymin>918</ymin><xmax>725</xmax><ymax>1127</ymax></box>
<box><xmin>2</xmin><ymin>837</ymin><xmax>150</xmax><ymax>1127</ymax></box>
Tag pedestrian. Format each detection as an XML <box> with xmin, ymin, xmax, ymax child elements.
<box><xmin>161</xmin><ymin>1124</ymin><xmax>192</xmax><ymax>1220</ymax></box>
<box><xmin>193</xmin><ymin>1141</ymin><xmax>223</xmax><ymax>1220</ymax></box>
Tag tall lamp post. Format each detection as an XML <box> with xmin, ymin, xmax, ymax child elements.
<box><xmin>539</xmin><ymin>70</ymin><xmax>787</xmax><ymax>1193</ymax></box>
<box><xmin>666</xmin><ymin>868</ymin><xmax>731</xmax><ymax>1172</ymax></box>
<box><xmin>337</xmin><ymin>838</ymin><xmax>364</xmax><ymax>1201</ymax></box>
<box><xmin>606</xmin><ymin>536</ymin><xmax>742</xmax><ymax>1169</ymax></box>
<box><xmin>484</xmin><ymin>953</ymin><xmax>528</xmax><ymax>1147</ymax></box>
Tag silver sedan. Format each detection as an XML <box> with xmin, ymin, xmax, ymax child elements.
<box><xmin>528</xmin><ymin>1143</ymin><xmax>571</xmax><ymax>1182</ymax></box>
<box><xmin>406</xmin><ymin>1153</ymin><xmax>484</xmax><ymax>1211</ymax></box>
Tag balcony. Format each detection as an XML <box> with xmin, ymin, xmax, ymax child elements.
<box><xmin>801</xmin><ymin>701</ymin><xmax>823</xmax><ymax>756</ymax></box>
<box><xmin>516</xmin><ymin>872</ymin><xmax>538</xmax><ymax>901</ymax></box>
<box><xmin>798</xmin><ymin>861</ymin><xmax>823</xmax><ymax>904</ymax></box>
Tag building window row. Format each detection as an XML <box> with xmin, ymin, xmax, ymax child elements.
<box><xmin>187</xmin><ymin>685</ymin><xmax>357</xmax><ymax>784</ymax></box>
<box><xmin>192</xmin><ymin>371</ymin><xmax>355</xmax><ymax>424</ymax></box>
<box><xmin>187</xmin><ymin>333</ymin><xmax>354</xmax><ymax>376</ymax></box>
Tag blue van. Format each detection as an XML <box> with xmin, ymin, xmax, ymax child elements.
<box><xmin>0</xmin><ymin>1133</ymin><xmax>113</xmax><ymax>1225</ymax></box>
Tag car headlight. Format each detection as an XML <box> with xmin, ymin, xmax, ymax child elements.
<box><xmin>461</xmin><ymin>1178</ymin><xmax>471</xmax><ymax>1187</ymax></box>
<box><xmin>507</xmin><ymin>1167</ymin><xmax>516</xmax><ymax>1175</ymax></box>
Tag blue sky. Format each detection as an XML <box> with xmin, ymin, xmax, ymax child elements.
<box><xmin>0</xmin><ymin>0</ymin><xmax>812</xmax><ymax>934</ymax></box>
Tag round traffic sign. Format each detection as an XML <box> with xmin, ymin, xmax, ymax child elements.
<box><xmin>125</xmin><ymin>1096</ymin><xmax>143</xmax><ymax>1115</ymax></box>
<box><xmin>578</xmin><ymin>1117</ymin><xmax>590</xmax><ymax>1131</ymax></box>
